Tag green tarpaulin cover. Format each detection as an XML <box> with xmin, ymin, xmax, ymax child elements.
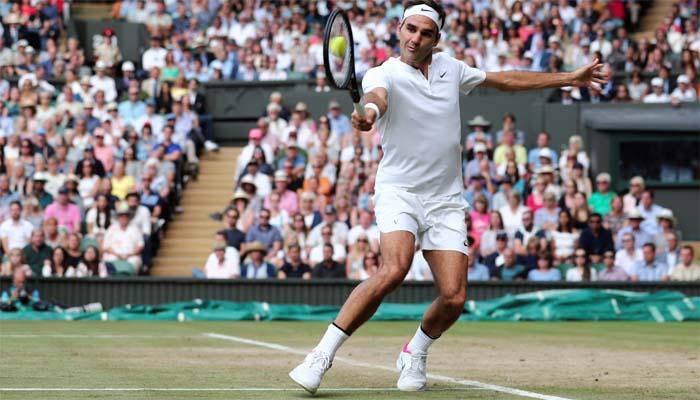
<box><xmin>1</xmin><ymin>290</ymin><xmax>698</xmax><ymax>322</ymax></box>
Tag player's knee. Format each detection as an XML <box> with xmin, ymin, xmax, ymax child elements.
<box><xmin>375</xmin><ymin>264</ymin><xmax>408</xmax><ymax>293</ymax></box>
<box><xmin>441</xmin><ymin>289</ymin><xmax>467</xmax><ymax>313</ymax></box>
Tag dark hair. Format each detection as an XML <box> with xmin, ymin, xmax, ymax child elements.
<box><xmin>642</xmin><ymin>242</ymin><xmax>656</xmax><ymax>252</ymax></box>
<box><xmin>574</xmin><ymin>247</ymin><xmax>591</xmax><ymax>281</ymax></box>
<box><xmin>558</xmin><ymin>209</ymin><xmax>573</xmax><ymax>233</ymax></box>
<box><xmin>10</xmin><ymin>200</ymin><xmax>22</xmax><ymax>209</ymax></box>
<box><xmin>82</xmin><ymin>245</ymin><xmax>101</xmax><ymax>275</ymax></box>
<box><xmin>403</xmin><ymin>0</ymin><xmax>446</xmax><ymax>30</ymax></box>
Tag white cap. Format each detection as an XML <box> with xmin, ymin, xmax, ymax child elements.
<box><xmin>95</xmin><ymin>60</ymin><xmax>107</xmax><ymax>70</ymax></box>
<box><xmin>651</xmin><ymin>77</ymin><xmax>664</xmax><ymax>87</ymax></box>
<box><xmin>538</xmin><ymin>148</ymin><xmax>553</xmax><ymax>159</ymax></box>
<box><xmin>677</xmin><ymin>74</ymin><xmax>690</xmax><ymax>84</ymax></box>
<box><xmin>561</xmin><ymin>86</ymin><xmax>573</xmax><ymax>92</ymax></box>
<box><xmin>121</xmin><ymin>61</ymin><xmax>135</xmax><ymax>72</ymax></box>
<box><xmin>474</xmin><ymin>142</ymin><xmax>487</xmax><ymax>153</ymax></box>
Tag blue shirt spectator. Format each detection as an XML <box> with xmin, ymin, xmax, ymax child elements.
<box><xmin>245</xmin><ymin>222</ymin><xmax>283</xmax><ymax>252</ymax></box>
<box><xmin>528</xmin><ymin>268</ymin><xmax>562</xmax><ymax>281</ymax></box>
<box><xmin>118</xmin><ymin>89</ymin><xmax>147</xmax><ymax>124</ymax></box>
<box><xmin>327</xmin><ymin>101</ymin><xmax>351</xmax><ymax>138</ymax></box>
<box><xmin>468</xmin><ymin>261</ymin><xmax>490</xmax><ymax>281</ymax></box>
<box><xmin>631</xmin><ymin>260</ymin><xmax>668</xmax><ymax>281</ymax></box>
<box><xmin>615</xmin><ymin>213</ymin><xmax>653</xmax><ymax>250</ymax></box>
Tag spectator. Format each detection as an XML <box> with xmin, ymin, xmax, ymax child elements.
<box><xmin>464</xmin><ymin>115</ymin><xmax>493</xmax><ymax>152</ymax></box>
<box><xmin>357</xmin><ymin>251</ymin><xmax>380</xmax><ymax>280</ymax></box>
<box><xmin>327</xmin><ymin>100</ymin><xmax>351</xmax><ymax>140</ymax></box>
<box><xmin>669</xmin><ymin>246</ymin><xmax>700</xmax><ymax>281</ymax></box>
<box><xmin>622</xmin><ymin>176</ymin><xmax>645</xmax><ymax>214</ymax></box>
<box><xmin>240</xmin><ymin>241</ymin><xmax>276</xmax><ymax>279</ymax></box>
<box><xmin>245</xmin><ymin>208</ymin><xmax>282</xmax><ymax>256</ymax></box>
<box><xmin>578</xmin><ymin>213</ymin><xmax>614</xmax><ymax>257</ymax></box>
<box><xmin>484</xmin><ymin>232</ymin><xmax>509</xmax><ymax>275</ymax></box>
<box><xmin>499</xmin><ymin>191</ymin><xmax>527</xmax><ymax>236</ymax></box>
<box><xmin>0</xmin><ymin>201</ymin><xmax>33</xmax><ymax>253</ymax></box>
<box><xmin>222</xmin><ymin>210</ymin><xmax>245</xmax><ymax>251</ymax></box>
<box><xmin>567</xmin><ymin>248</ymin><xmax>597</xmax><ymax>282</ymax></box>
<box><xmin>630</xmin><ymin>243</ymin><xmax>669</xmax><ymax>281</ymax></box>
<box><xmin>493</xmin><ymin>248</ymin><xmax>527</xmax><ymax>281</ymax></box>
<box><xmin>528</xmin><ymin>251</ymin><xmax>561</xmax><ymax>281</ymax></box>
<box><xmin>637</xmin><ymin>190</ymin><xmax>664</xmax><ymax>234</ymax></box>
<box><xmin>278</xmin><ymin>243</ymin><xmax>311</xmax><ymax>280</ymax></box>
<box><xmin>204</xmin><ymin>242</ymin><xmax>240</xmax><ymax>279</ymax></box>
<box><xmin>514</xmin><ymin>211</ymin><xmax>545</xmax><ymax>256</ymax></box>
<box><xmin>347</xmin><ymin>210</ymin><xmax>380</xmax><ymax>251</ymax></box>
<box><xmin>534</xmin><ymin>192</ymin><xmax>560</xmax><ymax>231</ymax></box>
<box><xmin>616</xmin><ymin>210</ymin><xmax>653</xmax><ymax>250</ymax></box>
<box><xmin>670</xmin><ymin>75</ymin><xmax>697</xmax><ymax>103</ymax></box>
<box><xmin>467</xmin><ymin>252</ymin><xmax>490</xmax><ymax>281</ymax></box>
<box><xmin>588</xmin><ymin>173</ymin><xmax>615</xmax><ymax>216</ymax></box>
<box><xmin>1</xmin><ymin>248</ymin><xmax>31</xmax><ymax>277</ymax></box>
<box><xmin>463</xmin><ymin>142</ymin><xmax>496</xmax><ymax>181</ymax></box>
<box><xmin>309</xmin><ymin>224</ymin><xmax>347</xmax><ymax>265</ymax></box>
<box><xmin>77</xmin><ymin>246</ymin><xmax>108</xmax><ymax>278</ymax></box>
<box><xmin>21</xmin><ymin>229</ymin><xmax>52</xmax><ymax>276</ymax></box>
<box><xmin>598</xmin><ymin>250</ymin><xmax>629</xmax><ymax>281</ymax></box>
<box><xmin>312</xmin><ymin>243</ymin><xmax>346</xmax><ymax>279</ymax></box>
<box><xmin>549</xmin><ymin>209</ymin><xmax>579</xmax><ymax>263</ymax></box>
<box><xmin>102</xmin><ymin>202</ymin><xmax>144</xmax><ymax>273</ymax></box>
<box><xmin>479</xmin><ymin>211</ymin><xmax>506</xmax><ymax>258</ymax></box>
<box><xmin>643</xmin><ymin>77</ymin><xmax>671</xmax><ymax>103</ymax></box>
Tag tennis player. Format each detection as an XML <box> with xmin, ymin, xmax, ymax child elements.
<box><xmin>290</xmin><ymin>0</ymin><xmax>608</xmax><ymax>393</ymax></box>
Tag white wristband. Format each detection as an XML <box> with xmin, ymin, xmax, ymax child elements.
<box><xmin>364</xmin><ymin>102</ymin><xmax>381</xmax><ymax>119</ymax></box>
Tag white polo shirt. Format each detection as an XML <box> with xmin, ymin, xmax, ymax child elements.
<box><xmin>362</xmin><ymin>52</ymin><xmax>486</xmax><ymax>197</ymax></box>
<box><xmin>0</xmin><ymin>218</ymin><xmax>34</xmax><ymax>250</ymax></box>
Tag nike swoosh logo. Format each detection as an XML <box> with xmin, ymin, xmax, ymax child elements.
<box><xmin>440</xmin><ymin>71</ymin><xmax>446</xmax><ymax>78</ymax></box>
<box><xmin>421</xmin><ymin>8</ymin><xmax>432</xmax><ymax>12</ymax></box>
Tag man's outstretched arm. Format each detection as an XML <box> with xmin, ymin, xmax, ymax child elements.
<box><xmin>482</xmin><ymin>59</ymin><xmax>609</xmax><ymax>91</ymax></box>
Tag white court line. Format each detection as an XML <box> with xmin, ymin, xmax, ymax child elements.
<box><xmin>0</xmin><ymin>334</ymin><xmax>199</xmax><ymax>338</ymax></box>
<box><xmin>206</xmin><ymin>332</ymin><xmax>575</xmax><ymax>400</ymax></box>
<box><xmin>0</xmin><ymin>388</ymin><xmax>403</xmax><ymax>392</ymax></box>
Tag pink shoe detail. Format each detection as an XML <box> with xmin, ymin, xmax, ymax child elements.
<box><xmin>402</xmin><ymin>343</ymin><xmax>412</xmax><ymax>354</ymax></box>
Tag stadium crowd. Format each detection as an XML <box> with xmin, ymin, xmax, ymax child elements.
<box><xmin>0</xmin><ymin>0</ymin><xmax>697</xmax><ymax>282</ymax></box>
<box><xmin>0</xmin><ymin>0</ymin><xmax>220</xmax><ymax>278</ymax></box>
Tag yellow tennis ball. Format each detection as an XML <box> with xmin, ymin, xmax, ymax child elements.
<box><xmin>330</xmin><ymin>36</ymin><xmax>346</xmax><ymax>57</ymax></box>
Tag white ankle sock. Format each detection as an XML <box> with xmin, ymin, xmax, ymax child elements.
<box><xmin>407</xmin><ymin>325</ymin><xmax>437</xmax><ymax>354</ymax></box>
<box><xmin>315</xmin><ymin>324</ymin><xmax>349</xmax><ymax>359</ymax></box>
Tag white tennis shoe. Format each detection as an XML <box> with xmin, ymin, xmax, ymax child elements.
<box><xmin>396</xmin><ymin>343</ymin><xmax>428</xmax><ymax>391</ymax></box>
<box><xmin>289</xmin><ymin>349</ymin><xmax>332</xmax><ymax>394</ymax></box>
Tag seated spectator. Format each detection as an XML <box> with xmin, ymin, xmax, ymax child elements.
<box><xmin>464</xmin><ymin>116</ymin><xmax>493</xmax><ymax>153</ymax></box>
<box><xmin>654</xmin><ymin>210</ymin><xmax>679</xmax><ymax>254</ymax></box>
<box><xmin>308</xmin><ymin>205</ymin><xmax>349</xmax><ymax>249</ymax></box>
<box><xmin>204</xmin><ymin>242</ymin><xmax>240</xmax><ymax>279</ymax></box>
<box><xmin>222</xmin><ymin>210</ymin><xmax>246</xmax><ymax>251</ymax></box>
<box><xmin>21</xmin><ymin>229</ymin><xmax>52</xmax><ymax>276</ymax></box>
<box><xmin>278</xmin><ymin>243</ymin><xmax>311</xmax><ymax>280</ymax></box>
<box><xmin>670</xmin><ymin>75</ymin><xmax>697</xmax><ymax>103</ymax></box>
<box><xmin>528</xmin><ymin>251</ymin><xmax>561</xmax><ymax>281</ymax></box>
<box><xmin>484</xmin><ymin>232</ymin><xmax>509</xmax><ymax>275</ymax></box>
<box><xmin>85</xmin><ymin>194</ymin><xmax>113</xmax><ymax>240</ymax></box>
<box><xmin>309</xmin><ymin>225</ymin><xmax>347</xmax><ymax>265</ymax></box>
<box><xmin>493</xmin><ymin>130</ymin><xmax>527</xmax><ymax>168</ymax></box>
<box><xmin>347</xmin><ymin>210</ymin><xmax>380</xmax><ymax>251</ymax></box>
<box><xmin>616</xmin><ymin>210</ymin><xmax>653</xmax><ymax>250</ymax></box>
<box><xmin>578</xmin><ymin>213</ymin><xmax>614</xmax><ymax>256</ymax></box>
<box><xmin>622</xmin><ymin>176</ymin><xmax>645</xmax><ymax>214</ymax></box>
<box><xmin>567</xmin><ymin>249</ymin><xmax>597</xmax><ymax>282</ymax></box>
<box><xmin>240</xmin><ymin>241</ymin><xmax>276</xmax><ymax>279</ymax></box>
<box><xmin>77</xmin><ymin>245</ymin><xmax>108</xmax><ymax>278</ymax></box>
<box><xmin>102</xmin><ymin>202</ymin><xmax>144</xmax><ymax>272</ymax></box>
<box><xmin>0</xmin><ymin>248</ymin><xmax>31</xmax><ymax>277</ymax></box>
<box><xmin>549</xmin><ymin>210</ymin><xmax>579</xmax><ymax>262</ymax></box>
<box><xmin>588</xmin><ymin>173</ymin><xmax>615</xmax><ymax>216</ymax></box>
<box><xmin>526</xmin><ymin>177</ymin><xmax>547</xmax><ymax>213</ymax></box>
<box><xmin>527</xmin><ymin>132</ymin><xmax>558</xmax><ymax>171</ymax></box>
<box><xmin>463</xmin><ymin>174</ymin><xmax>492</xmax><ymax>207</ymax></box>
<box><xmin>493</xmin><ymin>248</ymin><xmax>526</xmax><ymax>281</ymax></box>
<box><xmin>312</xmin><ymin>243</ymin><xmax>346</xmax><ymax>279</ymax></box>
<box><xmin>534</xmin><ymin>192</ymin><xmax>560</xmax><ymax>231</ymax></box>
<box><xmin>630</xmin><ymin>243</ymin><xmax>669</xmax><ymax>282</ymax></box>
<box><xmin>637</xmin><ymin>190</ymin><xmax>664</xmax><ymax>234</ymax></box>
<box><xmin>615</xmin><ymin>232</ymin><xmax>643</xmax><ymax>275</ymax></box>
<box><xmin>245</xmin><ymin>208</ymin><xmax>282</xmax><ymax>256</ymax></box>
<box><xmin>0</xmin><ymin>201</ymin><xmax>33</xmax><ymax>253</ymax></box>
<box><xmin>669</xmin><ymin>246</ymin><xmax>700</xmax><ymax>281</ymax></box>
<box><xmin>479</xmin><ymin>211</ymin><xmax>506</xmax><ymax>258</ymax></box>
<box><xmin>513</xmin><ymin>210</ymin><xmax>545</xmax><ymax>256</ymax></box>
<box><xmin>598</xmin><ymin>250</ymin><xmax>629</xmax><ymax>281</ymax></box>
<box><xmin>558</xmin><ymin>135</ymin><xmax>589</xmax><ymax>176</ymax></box>
<box><xmin>604</xmin><ymin>196</ymin><xmax>626</xmax><ymax>237</ymax></box>
<box><xmin>643</xmin><ymin>77</ymin><xmax>671</xmax><ymax>103</ymax></box>
<box><xmin>499</xmin><ymin>191</ymin><xmax>527</xmax><ymax>236</ymax></box>
<box><xmin>463</xmin><ymin>142</ymin><xmax>496</xmax><ymax>181</ymax></box>
<box><xmin>467</xmin><ymin>253</ymin><xmax>490</xmax><ymax>281</ymax></box>
<box><xmin>357</xmin><ymin>251</ymin><xmax>380</xmax><ymax>281</ymax></box>
<box><xmin>264</xmin><ymin>171</ymin><xmax>299</xmax><ymax>215</ymax></box>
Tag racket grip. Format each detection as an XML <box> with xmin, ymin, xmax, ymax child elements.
<box><xmin>353</xmin><ymin>102</ymin><xmax>365</xmax><ymax>117</ymax></box>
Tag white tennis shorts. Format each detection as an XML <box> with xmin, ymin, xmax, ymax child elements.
<box><xmin>372</xmin><ymin>188</ymin><xmax>470</xmax><ymax>256</ymax></box>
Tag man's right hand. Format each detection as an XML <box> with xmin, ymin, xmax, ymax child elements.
<box><xmin>351</xmin><ymin>108</ymin><xmax>376</xmax><ymax>132</ymax></box>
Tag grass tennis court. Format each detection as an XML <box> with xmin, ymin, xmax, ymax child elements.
<box><xmin>1</xmin><ymin>321</ymin><xmax>698</xmax><ymax>400</ymax></box>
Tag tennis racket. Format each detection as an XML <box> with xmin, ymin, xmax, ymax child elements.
<box><xmin>323</xmin><ymin>9</ymin><xmax>365</xmax><ymax>117</ymax></box>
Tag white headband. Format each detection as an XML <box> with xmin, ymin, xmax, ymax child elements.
<box><xmin>402</xmin><ymin>4</ymin><xmax>443</xmax><ymax>30</ymax></box>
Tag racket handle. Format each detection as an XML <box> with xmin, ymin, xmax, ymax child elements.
<box><xmin>353</xmin><ymin>102</ymin><xmax>365</xmax><ymax>117</ymax></box>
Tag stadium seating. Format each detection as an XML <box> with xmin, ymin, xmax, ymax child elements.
<box><xmin>0</xmin><ymin>0</ymin><xmax>697</xmax><ymax>284</ymax></box>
